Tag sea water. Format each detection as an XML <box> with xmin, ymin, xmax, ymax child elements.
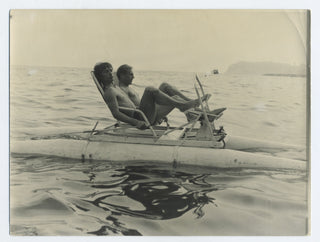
<box><xmin>9</xmin><ymin>65</ymin><xmax>309</xmax><ymax>235</ymax></box>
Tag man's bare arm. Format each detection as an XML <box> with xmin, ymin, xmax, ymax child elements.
<box><xmin>127</xmin><ymin>87</ymin><xmax>141</xmax><ymax>107</ymax></box>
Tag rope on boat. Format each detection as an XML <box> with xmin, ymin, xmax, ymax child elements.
<box><xmin>81</xmin><ymin>121</ymin><xmax>99</xmax><ymax>162</ymax></box>
<box><xmin>169</xmin><ymin>112</ymin><xmax>203</xmax><ymax>168</ymax></box>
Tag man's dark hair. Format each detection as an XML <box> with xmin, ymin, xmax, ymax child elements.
<box><xmin>116</xmin><ymin>64</ymin><xmax>132</xmax><ymax>79</ymax></box>
<box><xmin>93</xmin><ymin>62</ymin><xmax>113</xmax><ymax>84</ymax></box>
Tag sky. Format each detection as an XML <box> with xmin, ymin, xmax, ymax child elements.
<box><xmin>9</xmin><ymin>9</ymin><xmax>308</xmax><ymax>72</ymax></box>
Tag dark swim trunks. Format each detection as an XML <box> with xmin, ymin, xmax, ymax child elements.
<box><xmin>134</xmin><ymin>111</ymin><xmax>168</xmax><ymax>126</ymax></box>
<box><xmin>133</xmin><ymin>110</ymin><xmax>160</xmax><ymax>125</ymax></box>
<box><xmin>133</xmin><ymin>111</ymin><xmax>145</xmax><ymax>121</ymax></box>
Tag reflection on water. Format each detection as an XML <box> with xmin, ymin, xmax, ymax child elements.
<box><xmin>86</xmin><ymin>165</ymin><xmax>219</xmax><ymax>235</ymax></box>
<box><xmin>11</xmin><ymin>156</ymin><xmax>225</xmax><ymax>235</ymax></box>
<box><xmin>10</xmin><ymin>154</ymin><xmax>307</xmax><ymax>236</ymax></box>
<box><xmin>93</xmin><ymin>167</ymin><xmax>217</xmax><ymax>218</ymax></box>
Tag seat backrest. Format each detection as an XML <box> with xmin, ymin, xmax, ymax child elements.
<box><xmin>91</xmin><ymin>71</ymin><xmax>105</xmax><ymax>99</ymax></box>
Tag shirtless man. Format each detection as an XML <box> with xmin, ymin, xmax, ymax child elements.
<box><xmin>94</xmin><ymin>62</ymin><xmax>209</xmax><ymax>129</ymax></box>
<box><xmin>116</xmin><ymin>64</ymin><xmax>207</xmax><ymax>126</ymax></box>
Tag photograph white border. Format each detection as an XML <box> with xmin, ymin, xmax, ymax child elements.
<box><xmin>1</xmin><ymin>0</ymin><xmax>319</xmax><ymax>242</ymax></box>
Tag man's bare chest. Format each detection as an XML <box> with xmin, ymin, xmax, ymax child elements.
<box><xmin>114</xmin><ymin>87</ymin><xmax>134</xmax><ymax>103</ymax></box>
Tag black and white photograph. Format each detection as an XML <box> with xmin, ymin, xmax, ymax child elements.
<box><xmin>8</xmin><ymin>8</ymin><xmax>312</xmax><ymax>236</ymax></box>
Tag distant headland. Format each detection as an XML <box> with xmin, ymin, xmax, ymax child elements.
<box><xmin>225</xmin><ymin>61</ymin><xmax>306</xmax><ymax>77</ymax></box>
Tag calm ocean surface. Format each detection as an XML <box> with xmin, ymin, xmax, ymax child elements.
<box><xmin>10</xmin><ymin>65</ymin><xmax>308</xmax><ymax>236</ymax></box>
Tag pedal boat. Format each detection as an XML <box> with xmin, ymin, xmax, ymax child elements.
<box><xmin>10</xmin><ymin>72</ymin><xmax>307</xmax><ymax>171</ymax></box>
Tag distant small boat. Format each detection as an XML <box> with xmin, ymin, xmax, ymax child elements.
<box><xmin>212</xmin><ymin>69</ymin><xmax>219</xmax><ymax>75</ymax></box>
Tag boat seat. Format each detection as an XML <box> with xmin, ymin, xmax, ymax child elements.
<box><xmin>91</xmin><ymin>71</ymin><xmax>159</xmax><ymax>137</ymax></box>
<box><xmin>90</xmin><ymin>71</ymin><xmax>157</xmax><ymax>124</ymax></box>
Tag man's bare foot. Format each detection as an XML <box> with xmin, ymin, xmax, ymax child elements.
<box><xmin>179</xmin><ymin>94</ymin><xmax>211</xmax><ymax>112</ymax></box>
<box><xmin>179</xmin><ymin>100</ymin><xmax>197</xmax><ymax>112</ymax></box>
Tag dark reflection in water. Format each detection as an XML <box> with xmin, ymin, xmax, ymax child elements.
<box><xmin>87</xmin><ymin>214</ymin><xmax>142</xmax><ymax>236</ymax></box>
<box><xmin>87</xmin><ymin>164</ymin><xmax>219</xmax><ymax>235</ymax></box>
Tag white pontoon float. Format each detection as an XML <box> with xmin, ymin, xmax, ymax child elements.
<box><xmin>10</xmin><ymin>72</ymin><xmax>307</xmax><ymax>171</ymax></box>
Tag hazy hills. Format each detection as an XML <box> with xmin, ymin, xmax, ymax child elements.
<box><xmin>225</xmin><ymin>61</ymin><xmax>306</xmax><ymax>76</ymax></box>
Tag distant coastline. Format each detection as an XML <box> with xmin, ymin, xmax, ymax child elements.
<box><xmin>263</xmin><ymin>73</ymin><xmax>306</xmax><ymax>77</ymax></box>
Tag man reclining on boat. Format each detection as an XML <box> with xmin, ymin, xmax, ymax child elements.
<box><xmin>94</xmin><ymin>62</ymin><xmax>210</xmax><ymax>129</ymax></box>
<box><xmin>116</xmin><ymin>64</ymin><xmax>227</xmax><ymax>124</ymax></box>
